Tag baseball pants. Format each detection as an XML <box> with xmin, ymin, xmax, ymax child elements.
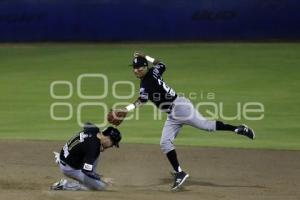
<box><xmin>58</xmin><ymin>159</ymin><xmax>107</xmax><ymax>191</ymax></box>
<box><xmin>160</xmin><ymin>96</ymin><xmax>216</xmax><ymax>154</ymax></box>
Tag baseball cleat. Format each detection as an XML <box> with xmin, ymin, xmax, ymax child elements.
<box><xmin>171</xmin><ymin>171</ymin><xmax>189</xmax><ymax>191</ymax></box>
<box><xmin>235</xmin><ymin>124</ymin><xmax>255</xmax><ymax>140</ymax></box>
<box><xmin>50</xmin><ymin>179</ymin><xmax>67</xmax><ymax>190</ymax></box>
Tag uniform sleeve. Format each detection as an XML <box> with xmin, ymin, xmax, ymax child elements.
<box><xmin>82</xmin><ymin>138</ymin><xmax>100</xmax><ymax>172</ymax></box>
<box><xmin>138</xmin><ymin>87</ymin><xmax>149</xmax><ymax>103</ymax></box>
<box><xmin>153</xmin><ymin>62</ymin><xmax>166</xmax><ymax>76</ymax></box>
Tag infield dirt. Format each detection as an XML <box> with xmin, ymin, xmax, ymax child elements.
<box><xmin>0</xmin><ymin>140</ymin><xmax>299</xmax><ymax>200</ymax></box>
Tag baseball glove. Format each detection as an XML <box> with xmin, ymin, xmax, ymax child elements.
<box><xmin>107</xmin><ymin>109</ymin><xmax>128</xmax><ymax>126</ymax></box>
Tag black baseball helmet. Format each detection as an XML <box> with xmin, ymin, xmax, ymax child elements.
<box><xmin>130</xmin><ymin>56</ymin><xmax>148</xmax><ymax>68</ymax></box>
<box><xmin>102</xmin><ymin>126</ymin><xmax>122</xmax><ymax>148</ymax></box>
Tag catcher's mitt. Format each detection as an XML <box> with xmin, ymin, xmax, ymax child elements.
<box><xmin>107</xmin><ymin>109</ymin><xmax>128</xmax><ymax>126</ymax></box>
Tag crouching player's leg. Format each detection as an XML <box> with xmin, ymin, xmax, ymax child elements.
<box><xmin>51</xmin><ymin>161</ymin><xmax>107</xmax><ymax>191</ymax></box>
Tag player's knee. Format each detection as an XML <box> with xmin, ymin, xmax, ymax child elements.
<box><xmin>160</xmin><ymin>139</ymin><xmax>174</xmax><ymax>154</ymax></box>
<box><xmin>199</xmin><ymin>120</ymin><xmax>216</xmax><ymax>132</ymax></box>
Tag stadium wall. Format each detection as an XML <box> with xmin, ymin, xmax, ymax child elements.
<box><xmin>0</xmin><ymin>0</ymin><xmax>299</xmax><ymax>41</ymax></box>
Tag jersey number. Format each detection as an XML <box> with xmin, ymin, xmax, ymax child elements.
<box><xmin>63</xmin><ymin>132</ymin><xmax>88</xmax><ymax>158</ymax></box>
<box><xmin>157</xmin><ymin>79</ymin><xmax>176</xmax><ymax>96</ymax></box>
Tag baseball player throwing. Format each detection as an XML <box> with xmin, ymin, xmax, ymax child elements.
<box><xmin>108</xmin><ymin>52</ymin><xmax>255</xmax><ymax>191</ymax></box>
<box><xmin>51</xmin><ymin>122</ymin><xmax>121</xmax><ymax>191</ymax></box>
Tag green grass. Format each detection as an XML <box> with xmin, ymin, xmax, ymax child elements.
<box><xmin>0</xmin><ymin>43</ymin><xmax>299</xmax><ymax>150</ymax></box>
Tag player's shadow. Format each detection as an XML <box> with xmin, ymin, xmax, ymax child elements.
<box><xmin>159</xmin><ymin>178</ymin><xmax>265</xmax><ymax>189</ymax></box>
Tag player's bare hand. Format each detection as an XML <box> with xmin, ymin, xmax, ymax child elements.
<box><xmin>134</xmin><ymin>51</ymin><xmax>145</xmax><ymax>58</ymax></box>
<box><xmin>102</xmin><ymin>177</ymin><xmax>115</xmax><ymax>186</ymax></box>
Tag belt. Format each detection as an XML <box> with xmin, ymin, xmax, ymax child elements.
<box><xmin>165</xmin><ymin>96</ymin><xmax>177</xmax><ymax>114</ymax></box>
<box><xmin>166</xmin><ymin>103</ymin><xmax>175</xmax><ymax>114</ymax></box>
<box><xmin>60</xmin><ymin>160</ymin><xmax>66</xmax><ymax>166</ymax></box>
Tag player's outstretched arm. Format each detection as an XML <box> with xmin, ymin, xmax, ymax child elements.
<box><xmin>107</xmin><ymin>98</ymin><xmax>145</xmax><ymax>126</ymax></box>
<box><xmin>125</xmin><ymin>98</ymin><xmax>145</xmax><ymax>111</ymax></box>
<box><xmin>134</xmin><ymin>51</ymin><xmax>161</xmax><ymax>65</ymax></box>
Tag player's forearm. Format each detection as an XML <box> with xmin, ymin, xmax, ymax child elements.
<box><xmin>134</xmin><ymin>51</ymin><xmax>161</xmax><ymax>65</ymax></box>
<box><xmin>125</xmin><ymin>99</ymin><xmax>144</xmax><ymax>111</ymax></box>
<box><xmin>145</xmin><ymin>55</ymin><xmax>160</xmax><ymax>65</ymax></box>
<box><xmin>82</xmin><ymin>170</ymin><xmax>101</xmax><ymax>181</ymax></box>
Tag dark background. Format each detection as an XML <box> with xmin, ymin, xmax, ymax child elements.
<box><xmin>0</xmin><ymin>0</ymin><xmax>300</xmax><ymax>41</ymax></box>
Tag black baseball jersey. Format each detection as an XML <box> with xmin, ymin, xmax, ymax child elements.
<box><xmin>139</xmin><ymin>62</ymin><xmax>177</xmax><ymax>111</ymax></box>
<box><xmin>60</xmin><ymin>124</ymin><xmax>100</xmax><ymax>171</ymax></box>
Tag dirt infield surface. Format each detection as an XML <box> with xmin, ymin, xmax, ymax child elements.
<box><xmin>0</xmin><ymin>140</ymin><xmax>299</xmax><ymax>200</ymax></box>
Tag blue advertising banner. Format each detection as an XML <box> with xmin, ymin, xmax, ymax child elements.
<box><xmin>0</xmin><ymin>0</ymin><xmax>299</xmax><ymax>41</ymax></box>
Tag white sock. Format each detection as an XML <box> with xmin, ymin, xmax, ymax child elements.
<box><xmin>178</xmin><ymin>166</ymin><xmax>182</xmax><ymax>172</ymax></box>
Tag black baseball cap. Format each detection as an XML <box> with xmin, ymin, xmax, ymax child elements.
<box><xmin>102</xmin><ymin>126</ymin><xmax>122</xmax><ymax>148</ymax></box>
<box><xmin>130</xmin><ymin>56</ymin><xmax>148</xmax><ymax>68</ymax></box>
